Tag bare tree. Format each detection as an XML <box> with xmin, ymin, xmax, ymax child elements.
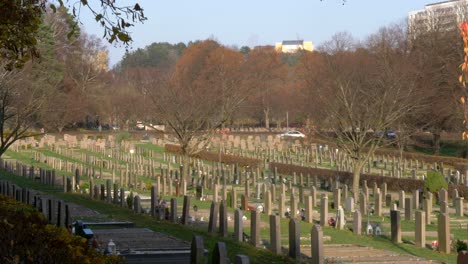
<box><xmin>0</xmin><ymin>62</ymin><xmax>43</xmax><ymax>156</ymax></box>
<box><xmin>297</xmin><ymin>44</ymin><xmax>419</xmax><ymax>200</ymax></box>
<box><xmin>143</xmin><ymin>40</ymin><xmax>252</xmax><ymax>177</ymax></box>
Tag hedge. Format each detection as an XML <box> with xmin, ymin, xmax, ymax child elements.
<box><xmin>165</xmin><ymin>144</ymin><xmax>262</xmax><ymax>168</ymax></box>
<box><xmin>0</xmin><ymin>194</ymin><xmax>124</xmax><ymax>264</ymax></box>
<box><xmin>270</xmin><ymin>162</ymin><xmax>468</xmax><ymax>197</ymax></box>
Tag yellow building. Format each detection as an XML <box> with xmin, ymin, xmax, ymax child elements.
<box><xmin>275</xmin><ymin>40</ymin><xmax>314</xmax><ymax>53</ymax></box>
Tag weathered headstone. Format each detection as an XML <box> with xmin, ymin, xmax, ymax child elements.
<box><xmin>234</xmin><ymin>209</ymin><xmax>243</xmax><ymax>242</ymax></box>
<box><xmin>360</xmin><ymin>192</ymin><xmax>367</xmax><ymax>216</ymax></box>
<box><xmin>208</xmin><ymin>201</ymin><xmax>219</xmax><ymax>233</ymax></box>
<box><xmin>235</xmin><ymin>255</ymin><xmax>250</xmax><ymax>264</ymax></box>
<box><xmin>399</xmin><ymin>190</ymin><xmax>405</xmax><ymax>209</ymax></box>
<box><xmin>439</xmin><ymin>188</ymin><xmax>448</xmax><ymax>206</ymax></box>
<box><xmin>390</xmin><ymin>210</ymin><xmax>401</xmax><ymax>243</ymax></box>
<box><xmin>219</xmin><ymin>201</ymin><xmax>228</xmax><ymax>237</ymax></box>
<box><xmin>415</xmin><ymin>211</ymin><xmax>425</xmax><ymax>248</ymax></box>
<box><xmin>269</xmin><ymin>214</ymin><xmax>281</xmax><ymax>254</ymax></box>
<box><xmin>170</xmin><ymin>198</ymin><xmax>178</xmax><ymax>223</ymax></box>
<box><xmin>181</xmin><ymin>195</ymin><xmax>190</xmax><ymax>225</ymax></box>
<box><xmin>405</xmin><ymin>198</ymin><xmax>412</xmax><ymax>221</ymax></box>
<box><xmin>345</xmin><ymin>197</ymin><xmax>354</xmax><ymax>213</ymax></box>
<box><xmin>353</xmin><ymin>210</ymin><xmax>361</xmax><ymax>235</ymax></box>
<box><xmin>438</xmin><ymin>213</ymin><xmax>450</xmax><ymax>254</ymax></box>
<box><xmin>375</xmin><ymin>191</ymin><xmax>382</xmax><ymax>217</ymax></box>
<box><xmin>133</xmin><ymin>195</ymin><xmax>141</xmax><ymax>214</ymax></box>
<box><xmin>212</xmin><ymin>242</ymin><xmax>228</xmax><ymax>264</ymax></box>
<box><xmin>311</xmin><ymin>225</ymin><xmax>323</xmax><ymax>264</ymax></box>
<box><xmin>455</xmin><ymin>197</ymin><xmax>464</xmax><ymax>217</ymax></box>
<box><xmin>413</xmin><ymin>191</ymin><xmax>419</xmax><ymax>210</ymax></box>
<box><xmin>288</xmin><ymin>219</ymin><xmax>300</xmax><ymax>259</ymax></box>
<box><xmin>336</xmin><ymin>206</ymin><xmax>345</xmax><ymax>230</ymax></box>
<box><xmin>264</xmin><ymin>190</ymin><xmax>271</xmax><ymax>215</ymax></box>
<box><xmin>305</xmin><ymin>195</ymin><xmax>313</xmax><ymax>223</ymax></box>
<box><xmin>320</xmin><ymin>195</ymin><xmax>328</xmax><ymax>227</ymax></box>
<box><xmin>423</xmin><ymin>198</ymin><xmax>432</xmax><ymax>225</ymax></box>
<box><xmin>250</xmin><ymin>210</ymin><xmax>260</xmax><ymax>247</ymax></box>
<box><xmin>190</xmin><ymin>235</ymin><xmax>205</xmax><ymax>264</ymax></box>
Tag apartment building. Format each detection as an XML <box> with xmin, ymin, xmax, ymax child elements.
<box><xmin>409</xmin><ymin>0</ymin><xmax>468</xmax><ymax>36</ymax></box>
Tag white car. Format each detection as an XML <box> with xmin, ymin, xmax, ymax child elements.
<box><xmin>278</xmin><ymin>130</ymin><xmax>306</xmax><ymax>138</ymax></box>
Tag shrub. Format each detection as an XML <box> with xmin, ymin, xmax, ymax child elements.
<box><xmin>0</xmin><ymin>194</ymin><xmax>124</xmax><ymax>263</ymax></box>
<box><xmin>425</xmin><ymin>170</ymin><xmax>448</xmax><ymax>194</ymax></box>
<box><xmin>126</xmin><ymin>191</ymin><xmax>134</xmax><ymax>209</ymax></box>
<box><xmin>116</xmin><ymin>132</ymin><xmax>131</xmax><ymax>144</ymax></box>
<box><xmin>456</xmin><ymin>239</ymin><xmax>468</xmax><ymax>252</ymax></box>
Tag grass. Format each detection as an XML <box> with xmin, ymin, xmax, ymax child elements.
<box><xmin>1</xmin><ymin>170</ymin><xmax>462</xmax><ymax>264</ymax></box>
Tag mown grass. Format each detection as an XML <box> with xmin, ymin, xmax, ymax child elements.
<box><xmin>1</xmin><ymin>170</ymin><xmax>460</xmax><ymax>263</ymax></box>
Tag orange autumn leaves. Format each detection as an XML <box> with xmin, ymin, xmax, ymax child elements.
<box><xmin>459</xmin><ymin>20</ymin><xmax>468</xmax><ymax>139</ymax></box>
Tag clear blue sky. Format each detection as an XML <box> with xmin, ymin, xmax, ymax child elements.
<box><xmin>79</xmin><ymin>0</ymin><xmax>436</xmax><ymax>67</ymax></box>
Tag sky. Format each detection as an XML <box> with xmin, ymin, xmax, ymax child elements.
<box><xmin>79</xmin><ymin>0</ymin><xmax>437</xmax><ymax>67</ymax></box>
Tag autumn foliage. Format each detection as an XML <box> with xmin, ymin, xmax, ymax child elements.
<box><xmin>0</xmin><ymin>194</ymin><xmax>123</xmax><ymax>264</ymax></box>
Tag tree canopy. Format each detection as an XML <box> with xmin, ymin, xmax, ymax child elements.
<box><xmin>0</xmin><ymin>0</ymin><xmax>145</xmax><ymax>70</ymax></box>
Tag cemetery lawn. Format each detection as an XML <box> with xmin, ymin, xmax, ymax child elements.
<box><xmin>1</xmin><ymin>171</ymin><xmax>459</xmax><ymax>264</ymax></box>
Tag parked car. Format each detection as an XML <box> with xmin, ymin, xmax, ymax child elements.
<box><xmin>277</xmin><ymin>130</ymin><xmax>306</xmax><ymax>138</ymax></box>
<box><xmin>376</xmin><ymin>130</ymin><xmax>397</xmax><ymax>139</ymax></box>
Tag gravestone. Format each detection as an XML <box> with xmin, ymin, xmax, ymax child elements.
<box><xmin>413</xmin><ymin>191</ymin><xmax>419</xmax><ymax>210</ymax></box>
<box><xmin>170</xmin><ymin>198</ymin><xmax>178</xmax><ymax>223</ymax></box>
<box><xmin>440</xmin><ymin>201</ymin><xmax>448</xmax><ymax>214</ymax></box>
<box><xmin>241</xmin><ymin>194</ymin><xmax>248</xmax><ymax>211</ymax></box>
<box><xmin>106</xmin><ymin>180</ymin><xmax>111</xmax><ymax>203</ymax></box>
<box><xmin>133</xmin><ymin>195</ymin><xmax>141</xmax><ymax>214</ymax></box>
<box><xmin>415</xmin><ymin>211</ymin><xmax>425</xmax><ymax>248</ymax></box>
<box><xmin>250</xmin><ymin>210</ymin><xmax>260</xmax><ymax>247</ymax></box>
<box><xmin>386</xmin><ymin>194</ymin><xmax>392</xmax><ymax>207</ymax></box>
<box><xmin>306</xmin><ymin>195</ymin><xmax>313</xmax><ymax>223</ymax></box>
<box><xmin>288</xmin><ymin>219</ymin><xmax>300</xmax><ymax>259</ymax></box>
<box><xmin>359</xmin><ymin>192</ymin><xmax>367</xmax><ymax>217</ymax></box>
<box><xmin>264</xmin><ymin>190</ymin><xmax>272</xmax><ymax>215</ymax></box>
<box><xmin>270</xmin><ymin>214</ymin><xmax>281</xmax><ymax>254</ymax></box>
<box><xmin>455</xmin><ymin>197</ymin><xmax>464</xmax><ymax>217</ymax></box>
<box><xmin>151</xmin><ymin>185</ymin><xmax>157</xmax><ymax>217</ymax></box>
<box><xmin>235</xmin><ymin>255</ymin><xmax>250</xmax><ymax>264</ymax></box>
<box><xmin>290</xmin><ymin>192</ymin><xmax>298</xmax><ymax>218</ymax></box>
<box><xmin>320</xmin><ymin>195</ymin><xmax>328</xmax><ymax>227</ymax></box>
<box><xmin>333</xmin><ymin>188</ymin><xmax>341</xmax><ymax>209</ymax></box>
<box><xmin>219</xmin><ymin>201</ymin><xmax>228</xmax><ymax>237</ymax></box>
<box><xmin>336</xmin><ymin>206</ymin><xmax>345</xmax><ymax>230</ymax></box>
<box><xmin>390</xmin><ymin>210</ymin><xmax>401</xmax><ymax>243</ymax></box>
<box><xmin>353</xmin><ymin>210</ymin><xmax>361</xmax><ymax>235</ymax></box>
<box><xmin>439</xmin><ymin>188</ymin><xmax>448</xmax><ymax>205</ymax></box>
<box><xmin>181</xmin><ymin>195</ymin><xmax>190</xmax><ymax>225</ymax></box>
<box><xmin>234</xmin><ymin>209</ymin><xmax>243</xmax><ymax>242</ymax></box>
<box><xmin>399</xmin><ymin>191</ymin><xmax>405</xmax><ymax>209</ymax></box>
<box><xmin>208</xmin><ymin>201</ymin><xmax>219</xmax><ymax>233</ymax></box>
<box><xmin>405</xmin><ymin>198</ymin><xmax>412</xmax><ymax>221</ymax></box>
<box><xmin>120</xmin><ymin>188</ymin><xmax>125</xmax><ymax>207</ymax></box>
<box><xmin>311</xmin><ymin>225</ymin><xmax>323</xmax><ymax>264</ymax></box>
<box><xmin>212</xmin><ymin>242</ymin><xmax>228</xmax><ymax>264</ymax></box>
<box><xmin>423</xmin><ymin>198</ymin><xmax>432</xmax><ymax>225</ymax></box>
<box><xmin>375</xmin><ymin>191</ymin><xmax>382</xmax><ymax>217</ymax></box>
<box><xmin>458</xmin><ymin>251</ymin><xmax>468</xmax><ymax>264</ymax></box>
<box><xmin>311</xmin><ymin>186</ymin><xmax>317</xmax><ymax>207</ymax></box>
<box><xmin>190</xmin><ymin>236</ymin><xmax>205</xmax><ymax>264</ymax></box>
<box><xmin>438</xmin><ymin>213</ymin><xmax>450</xmax><ymax>254</ymax></box>
<box><xmin>113</xmin><ymin>183</ymin><xmax>119</xmax><ymax>204</ymax></box>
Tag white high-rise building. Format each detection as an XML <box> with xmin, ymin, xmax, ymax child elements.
<box><xmin>409</xmin><ymin>0</ymin><xmax>468</xmax><ymax>36</ymax></box>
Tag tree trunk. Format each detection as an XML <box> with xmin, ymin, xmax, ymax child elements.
<box><xmin>432</xmin><ymin>132</ymin><xmax>441</xmax><ymax>155</ymax></box>
<box><xmin>264</xmin><ymin>108</ymin><xmax>270</xmax><ymax>129</ymax></box>
<box><xmin>352</xmin><ymin>162</ymin><xmax>364</xmax><ymax>202</ymax></box>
